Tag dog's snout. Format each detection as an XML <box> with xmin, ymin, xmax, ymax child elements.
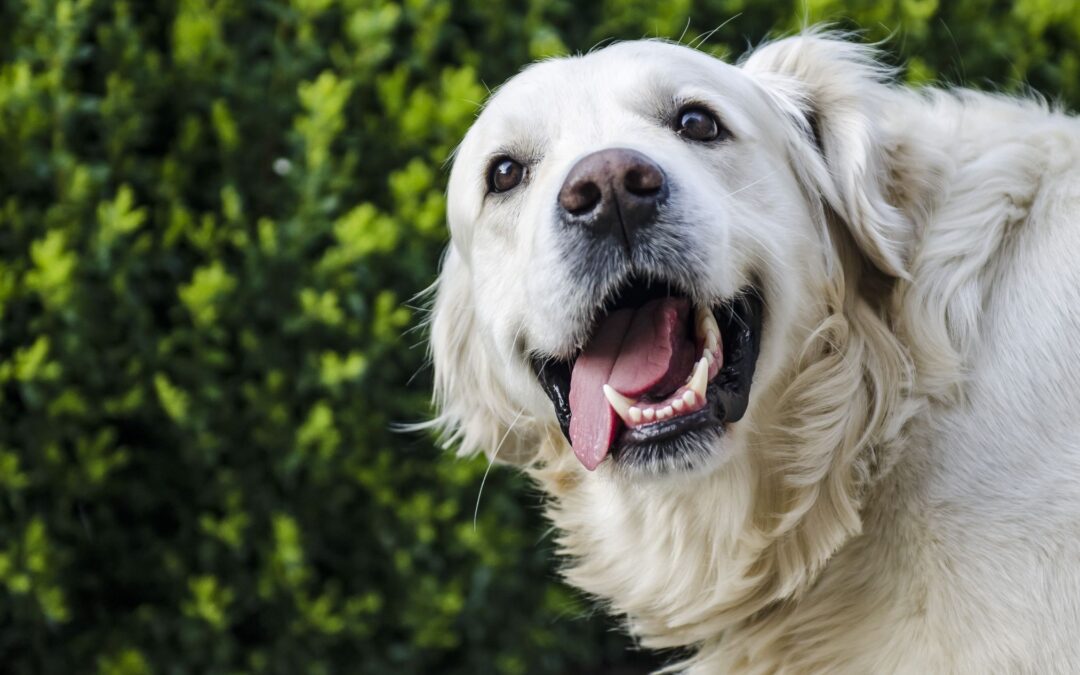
<box><xmin>558</xmin><ymin>148</ymin><xmax>667</xmax><ymax>246</ymax></box>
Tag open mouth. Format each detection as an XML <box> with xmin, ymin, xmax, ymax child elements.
<box><xmin>531</xmin><ymin>275</ymin><xmax>763</xmax><ymax>471</ymax></box>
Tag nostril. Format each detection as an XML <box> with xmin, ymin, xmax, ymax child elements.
<box><xmin>561</xmin><ymin>180</ymin><xmax>603</xmax><ymax>215</ymax></box>
<box><xmin>624</xmin><ymin>165</ymin><xmax>664</xmax><ymax>197</ymax></box>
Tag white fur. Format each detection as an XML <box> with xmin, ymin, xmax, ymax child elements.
<box><xmin>428</xmin><ymin>31</ymin><xmax>1080</xmax><ymax>673</ymax></box>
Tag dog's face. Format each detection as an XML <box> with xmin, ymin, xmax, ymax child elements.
<box><xmin>431</xmin><ymin>36</ymin><xmax>926</xmax><ymax>659</ymax></box>
<box><xmin>433</xmin><ymin>38</ymin><xmax>911</xmax><ymax>480</ymax></box>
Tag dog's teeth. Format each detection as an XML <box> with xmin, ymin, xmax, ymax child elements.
<box><xmin>689</xmin><ymin>357</ymin><xmax>709</xmax><ymax>399</ymax></box>
<box><xmin>698</xmin><ymin>307</ymin><xmax>721</xmax><ymax>350</ymax></box>
<box><xmin>661</xmin><ymin>405</ymin><xmax>674</xmax><ymax>419</ymax></box>
<box><xmin>703</xmin><ymin>349</ymin><xmax>715</xmax><ymax>365</ymax></box>
<box><xmin>629</xmin><ymin>406</ymin><xmax>643</xmax><ymax>424</ymax></box>
<box><xmin>643</xmin><ymin>408</ymin><xmax>656</xmax><ymax>421</ymax></box>
<box><xmin>603</xmin><ymin>384</ymin><xmax>635</xmax><ymax>422</ymax></box>
<box><xmin>705</xmin><ymin>330</ymin><xmax>719</xmax><ymax>354</ymax></box>
<box><xmin>683</xmin><ymin>390</ymin><xmax>697</xmax><ymax>406</ymax></box>
<box><xmin>672</xmin><ymin>398</ymin><xmax>685</xmax><ymax>412</ymax></box>
<box><xmin>695</xmin><ymin>305</ymin><xmax>712</xmax><ymax>331</ymax></box>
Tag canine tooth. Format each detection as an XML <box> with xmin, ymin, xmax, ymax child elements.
<box><xmin>705</xmin><ymin>330</ymin><xmax>719</xmax><ymax>353</ymax></box>
<box><xmin>682</xmin><ymin>390</ymin><xmax>697</xmax><ymax>406</ymax></box>
<box><xmin>672</xmin><ymin>398</ymin><xmax>685</xmax><ymax>412</ymax></box>
<box><xmin>704</xmin><ymin>349</ymin><xmax>715</xmax><ymax>365</ymax></box>
<box><xmin>643</xmin><ymin>408</ymin><xmax>656</xmax><ymax>421</ymax></box>
<box><xmin>689</xmin><ymin>357</ymin><xmax>709</xmax><ymax>399</ymax></box>
<box><xmin>629</xmin><ymin>407</ymin><xmax>643</xmax><ymax>424</ymax></box>
<box><xmin>661</xmin><ymin>405</ymin><xmax>674</xmax><ymax>418</ymax></box>
<box><xmin>701</xmin><ymin>307</ymin><xmax>720</xmax><ymax>334</ymax></box>
<box><xmin>603</xmin><ymin>384</ymin><xmax>635</xmax><ymax>421</ymax></box>
<box><xmin>695</xmin><ymin>305</ymin><xmax>712</xmax><ymax>329</ymax></box>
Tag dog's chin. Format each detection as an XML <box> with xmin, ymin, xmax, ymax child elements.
<box><xmin>608</xmin><ymin>426</ymin><xmax>730</xmax><ymax>479</ymax></box>
<box><xmin>531</xmin><ymin>275</ymin><xmax>764</xmax><ymax>477</ymax></box>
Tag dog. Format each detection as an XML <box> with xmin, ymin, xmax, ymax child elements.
<box><xmin>427</xmin><ymin>30</ymin><xmax>1080</xmax><ymax>672</ymax></box>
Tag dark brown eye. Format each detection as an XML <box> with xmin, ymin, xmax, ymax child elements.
<box><xmin>489</xmin><ymin>157</ymin><xmax>525</xmax><ymax>193</ymax></box>
<box><xmin>676</xmin><ymin>107</ymin><xmax>725</xmax><ymax>142</ymax></box>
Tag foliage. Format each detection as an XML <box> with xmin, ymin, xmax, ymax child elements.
<box><xmin>1</xmin><ymin>1</ymin><xmax>1078</xmax><ymax>673</ymax></box>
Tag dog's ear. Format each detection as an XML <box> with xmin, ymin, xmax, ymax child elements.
<box><xmin>427</xmin><ymin>247</ymin><xmax>536</xmax><ymax>464</ymax></box>
<box><xmin>741</xmin><ymin>33</ymin><xmax>912</xmax><ymax>278</ymax></box>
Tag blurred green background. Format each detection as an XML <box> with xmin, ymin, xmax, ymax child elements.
<box><xmin>2</xmin><ymin>1</ymin><xmax>1079</xmax><ymax>673</ymax></box>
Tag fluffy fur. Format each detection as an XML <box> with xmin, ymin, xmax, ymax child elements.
<box><xmin>428</xmin><ymin>30</ymin><xmax>1080</xmax><ymax>673</ymax></box>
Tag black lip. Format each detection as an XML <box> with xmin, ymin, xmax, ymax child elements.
<box><xmin>531</xmin><ymin>286</ymin><xmax>763</xmax><ymax>468</ymax></box>
<box><xmin>534</xmin><ymin>359</ymin><xmax>573</xmax><ymax>440</ymax></box>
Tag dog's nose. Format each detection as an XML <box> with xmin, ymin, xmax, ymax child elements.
<box><xmin>558</xmin><ymin>148</ymin><xmax>667</xmax><ymax>246</ymax></box>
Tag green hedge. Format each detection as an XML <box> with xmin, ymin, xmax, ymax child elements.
<box><xmin>1</xmin><ymin>1</ymin><xmax>1078</xmax><ymax>673</ymax></box>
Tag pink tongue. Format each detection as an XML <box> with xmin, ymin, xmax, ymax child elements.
<box><xmin>568</xmin><ymin>298</ymin><xmax>694</xmax><ymax>470</ymax></box>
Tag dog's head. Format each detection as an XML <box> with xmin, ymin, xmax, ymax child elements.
<box><xmin>428</xmin><ymin>34</ymin><xmax>936</xmax><ymax>648</ymax></box>
<box><xmin>431</xmin><ymin>34</ymin><xmax>916</xmax><ymax>475</ymax></box>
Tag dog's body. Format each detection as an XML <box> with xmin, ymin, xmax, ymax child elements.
<box><xmin>429</xmin><ymin>32</ymin><xmax>1080</xmax><ymax>672</ymax></box>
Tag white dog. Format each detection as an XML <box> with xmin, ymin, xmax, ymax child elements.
<box><xmin>427</xmin><ymin>30</ymin><xmax>1080</xmax><ymax>673</ymax></box>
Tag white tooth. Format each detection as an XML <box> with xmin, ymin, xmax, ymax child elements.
<box><xmin>704</xmin><ymin>349</ymin><xmax>715</xmax><ymax>365</ymax></box>
<box><xmin>629</xmin><ymin>407</ymin><xmax>643</xmax><ymax>424</ymax></box>
<box><xmin>683</xmin><ymin>390</ymin><xmax>697</xmax><ymax>406</ymax></box>
<box><xmin>603</xmin><ymin>384</ymin><xmax>635</xmax><ymax>422</ymax></box>
<box><xmin>661</xmin><ymin>405</ymin><xmax>674</xmax><ymax>418</ymax></box>
<box><xmin>643</xmin><ymin>408</ymin><xmax>656</xmax><ymax>421</ymax></box>
<box><xmin>672</xmin><ymin>398</ymin><xmax>685</xmax><ymax>412</ymax></box>
<box><xmin>701</xmin><ymin>309</ymin><xmax>720</xmax><ymax>340</ymax></box>
<box><xmin>705</xmin><ymin>330</ymin><xmax>719</xmax><ymax>353</ymax></box>
<box><xmin>696</xmin><ymin>305</ymin><xmax>712</xmax><ymax>329</ymax></box>
<box><xmin>689</xmin><ymin>357</ymin><xmax>709</xmax><ymax>399</ymax></box>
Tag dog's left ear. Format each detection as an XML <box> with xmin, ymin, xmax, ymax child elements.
<box><xmin>741</xmin><ymin>33</ymin><xmax>912</xmax><ymax>278</ymax></box>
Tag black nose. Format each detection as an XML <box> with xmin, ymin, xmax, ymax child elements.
<box><xmin>558</xmin><ymin>148</ymin><xmax>667</xmax><ymax>248</ymax></box>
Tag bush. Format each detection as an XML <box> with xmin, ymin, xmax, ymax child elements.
<box><xmin>1</xmin><ymin>1</ymin><xmax>1078</xmax><ymax>673</ymax></box>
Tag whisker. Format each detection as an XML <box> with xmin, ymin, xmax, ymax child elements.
<box><xmin>474</xmin><ymin>408</ymin><xmax>526</xmax><ymax>531</ymax></box>
<box><xmin>715</xmin><ymin>168</ymin><xmax>780</xmax><ymax>203</ymax></box>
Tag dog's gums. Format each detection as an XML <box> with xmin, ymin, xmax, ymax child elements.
<box><xmin>531</xmin><ymin>277</ymin><xmax>763</xmax><ymax>471</ymax></box>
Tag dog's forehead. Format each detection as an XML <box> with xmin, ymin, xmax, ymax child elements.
<box><xmin>475</xmin><ymin>41</ymin><xmax>741</xmax><ymax>138</ymax></box>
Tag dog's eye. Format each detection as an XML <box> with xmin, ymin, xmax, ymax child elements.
<box><xmin>488</xmin><ymin>157</ymin><xmax>525</xmax><ymax>193</ymax></box>
<box><xmin>675</xmin><ymin>107</ymin><xmax>726</xmax><ymax>142</ymax></box>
